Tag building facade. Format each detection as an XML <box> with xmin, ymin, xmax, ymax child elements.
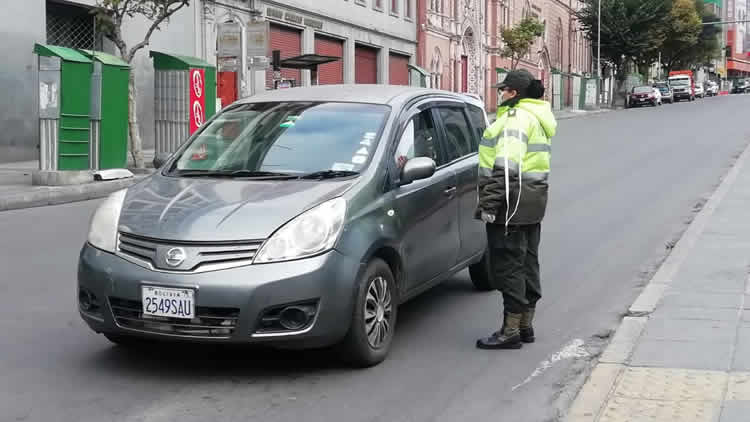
<box><xmin>0</xmin><ymin>0</ymin><xmax>417</xmax><ymax>164</ymax></box>
<box><xmin>727</xmin><ymin>0</ymin><xmax>750</xmax><ymax>77</ymax></box>
<box><xmin>416</xmin><ymin>0</ymin><xmax>592</xmax><ymax>112</ymax></box>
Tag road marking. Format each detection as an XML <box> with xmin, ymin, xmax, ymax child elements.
<box><xmin>512</xmin><ymin>338</ymin><xmax>589</xmax><ymax>391</ymax></box>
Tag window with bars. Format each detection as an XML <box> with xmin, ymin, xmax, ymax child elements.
<box><xmin>375</xmin><ymin>0</ymin><xmax>383</xmax><ymax>10</ymax></box>
<box><xmin>46</xmin><ymin>0</ymin><xmax>102</xmax><ymax>51</ymax></box>
<box><xmin>391</xmin><ymin>0</ymin><xmax>399</xmax><ymax>15</ymax></box>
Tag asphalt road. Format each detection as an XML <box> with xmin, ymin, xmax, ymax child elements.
<box><xmin>3</xmin><ymin>95</ymin><xmax>750</xmax><ymax>422</ymax></box>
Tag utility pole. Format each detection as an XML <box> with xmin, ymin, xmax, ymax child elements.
<box><xmin>597</xmin><ymin>0</ymin><xmax>602</xmax><ymax>103</ymax></box>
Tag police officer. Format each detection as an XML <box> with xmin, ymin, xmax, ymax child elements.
<box><xmin>476</xmin><ymin>69</ymin><xmax>557</xmax><ymax>350</ymax></box>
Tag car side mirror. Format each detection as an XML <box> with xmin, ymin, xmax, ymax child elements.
<box><xmin>400</xmin><ymin>157</ymin><xmax>436</xmax><ymax>185</ymax></box>
<box><xmin>153</xmin><ymin>153</ymin><xmax>172</xmax><ymax>169</ymax></box>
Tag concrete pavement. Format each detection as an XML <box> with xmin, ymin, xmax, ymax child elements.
<box><xmin>567</xmin><ymin>128</ymin><xmax>750</xmax><ymax>421</ymax></box>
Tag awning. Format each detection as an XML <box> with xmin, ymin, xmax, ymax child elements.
<box><xmin>280</xmin><ymin>54</ymin><xmax>340</xmax><ymax>70</ymax></box>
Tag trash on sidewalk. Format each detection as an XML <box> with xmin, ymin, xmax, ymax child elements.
<box><xmin>93</xmin><ymin>169</ymin><xmax>134</xmax><ymax>181</ymax></box>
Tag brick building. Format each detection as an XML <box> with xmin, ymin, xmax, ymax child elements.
<box><xmin>416</xmin><ymin>0</ymin><xmax>593</xmax><ymax>112</ymax></box>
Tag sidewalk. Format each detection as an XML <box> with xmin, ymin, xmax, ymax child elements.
<box><xmin>0</xmin><ymin>153</ymin><xmax>154</xmax><ymax>212</ymax></box>
<box><xmin>567</xmin><ymin>142</ymin><xmax>750</xmax><ymax>421</ymax></box>
<box><xmin>488</xmin><ymin>106</ymin><xmax>612</xmax><ymax>122</ymax></box>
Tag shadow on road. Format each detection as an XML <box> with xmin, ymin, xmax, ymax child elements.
<box><xmin>82</xmin><ymin>276</ymin><xmax>483</xmax><ymax>378</ymax></box>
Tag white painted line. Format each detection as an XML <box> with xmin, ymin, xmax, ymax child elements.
<box><xmin>512</xmin><ymin>338</ymin><xmax>590</xmax><ymax>391</ymax></box>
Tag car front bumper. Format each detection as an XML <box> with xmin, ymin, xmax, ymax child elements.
<box><xmin>77</xmin><ymin>243</ymin><xmax>362</xmax><ymax>347</ymax></box>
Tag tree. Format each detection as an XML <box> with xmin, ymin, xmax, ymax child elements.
<box><xmin>658</xmin><ymin>0</ymin><xmax>702</xmax><ymax>73</ymax></box>
<box><xmin>576</xmin><ymin>0</ymin><xmax>670</xmax><ymax>105</ymax></box>
<box><xmin>662</xmin><ymin>0</ymin><xmax>720</xmax><ymax>72</ymax></box>
<box><xmin>501</xmin><ymin>17</ymin><xmax>545</xmax><ymax>70</ymax></box>
<box><xmin>93</xmin><ymin>0</ymin><xmax>190</xmax><ymax>168</ymax></box>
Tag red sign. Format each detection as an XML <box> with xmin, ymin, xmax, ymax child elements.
<box><xmin>189</xmin><ymin>68</ymin><xmax>205</xmax><ymax>134</ymax></box>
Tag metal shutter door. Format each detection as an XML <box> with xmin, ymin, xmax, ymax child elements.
<box><xmin>389</xmin><ymin>53</ymin><xmax>409</xmax><ymax>85</ymax></box>
<box><xmin>267</xmin><ymin>24</ymin><xmax>302</xmax><ymax>89</ymax></box>
<box><xmin>355</xmin><ymin>45</ymin><xmax>378</xmax><ymax>84</ymax></box>
<box><xmin>314</xmin><ymin>35</ymin><xmax>344</xmax><ymax>85</ymax></box>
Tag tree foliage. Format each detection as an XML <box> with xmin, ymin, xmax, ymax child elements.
<box><xmin>662</xmin><ymin>0</ymin><xmax>721</xmax><ymax>71</ymax></box>
<box><xmin>501</xmin><ymin>17</ymin><xmax>545</xmax><ymax>70</ymax></box>
<box><xmin>93</xmin><ymin>0</ymin><xmax>190</xmax><ymax>63</ymax></box>
<box><xmin>576</xmin><ymin>0</ymin><xmax>670</xmax><ymax>79</ymax></box>
<box><xmin>92</xmin><ymin>0</ymin><xmax>190</xmax><ymax>168</ymax></box>
<box><xmin>657</xmin><ymin>0</ymin><xmax>702</xmax><ymax>72</ymax></box>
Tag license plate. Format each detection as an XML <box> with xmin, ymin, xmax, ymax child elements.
<box><xmin>141</xmin><ymin>286</ymin><xmax>195</xmax><ymax>319</ymax></box>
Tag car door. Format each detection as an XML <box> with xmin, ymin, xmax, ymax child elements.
<box><xmin>433</xmin><ymin>102</ymin><xmax>487</xmax><ymax>264</ymax></box>
<box><xmin>391</xmin><ymin>103</ymin><xmax>460</xmax><ymax>291</ymax></box>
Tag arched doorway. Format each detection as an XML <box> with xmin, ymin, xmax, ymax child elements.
<box><xmin>462</xmin><ymin>26</ymin><xmax>479</xmax><ymax>94</ymax></box>
<box><xmin>431</xmin><ymin>47</ymin><xmax>443</xmax><ymax>90</ymax></box>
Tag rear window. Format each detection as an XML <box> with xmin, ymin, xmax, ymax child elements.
<box><xmin>633</xmin><ymin>87</ymin><xmax>652</xmax><ymax>94</ymax></box>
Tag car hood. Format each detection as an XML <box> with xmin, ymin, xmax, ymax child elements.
<box><xmin>118</xmin><ymin>174</ymin><xmax>355</xmax><ymax>242</ymax></box>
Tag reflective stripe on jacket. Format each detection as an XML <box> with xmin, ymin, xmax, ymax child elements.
<box><xmin>477</xmin><ymin>99</ymin><xmax>557</xmax><ymax>225</ymax></box>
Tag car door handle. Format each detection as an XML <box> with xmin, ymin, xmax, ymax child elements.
<box><xmin>443</xmin><ymin>186</ymin><xmax>457</xmax><ymax>196</ymax></box>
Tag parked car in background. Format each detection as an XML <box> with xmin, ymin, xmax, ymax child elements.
<box><xmin>694</xmin><ymin>84</ymin><xmax>705</xmax><ymax>98</ymax></box>
<box><xmin>77</xmin><ymin>85</ymin><xmax>495</xmax><ymax>367</ymax></box>
<box><xmin>705</xmin><ymin>81</ymin><xmax>719</xmax><ymax>96</ymax></box>
<box><xmin>654</xmin><ymin>82</ymin><xmax>673</xmax><ymax>104</ymax></box>
<box><xmin>628</xmin><ymin>86</ymin><xmax>661</xmax><ymax>108</ymax></box>
<box><xmin>732</xmin><ymin>79</ymin><xmax>749</xmax><ymax>94</ymax></box>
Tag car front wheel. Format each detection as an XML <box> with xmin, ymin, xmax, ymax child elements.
<box><xmin>339</xmin><ymin>258</ymin><xmax>398</xmax><ymax>367</ymax></box>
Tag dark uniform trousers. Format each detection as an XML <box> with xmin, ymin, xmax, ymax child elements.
<box><xmin>486</xmin><ymin>223</ymin><xmax>542</xmax><ymax>314</ymax></box>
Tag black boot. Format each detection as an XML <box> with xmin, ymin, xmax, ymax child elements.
<box><xmin>476</xmin><ymin>313</ymin><xmax>523</xmax><ymax>350</ymax></box>
<box><xmin>520</xmin><ymin>308</ymin><xmax>535</xmax><ymax>343</ymax></box>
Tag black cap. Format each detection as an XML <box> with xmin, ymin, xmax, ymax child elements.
<box><xmin>495</xmin><ymin>69</ymin><xmax>535</xmax><ymax>93</ymax></box>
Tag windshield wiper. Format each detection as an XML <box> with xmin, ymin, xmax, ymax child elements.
<box><xmin>299</xmin><ymin>170</ymin><xmax>360</xmax><ymax>180</ymax></box>
<box><xmin>175</xmin><ymin>170</ymin><xmax>296</xmax><ymax>179</ymax></box>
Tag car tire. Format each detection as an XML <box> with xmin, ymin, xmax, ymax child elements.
<box><xmin>339</xmin><ymin>258</ymin><xmax>398</xmax><ymax>368</ymax></box>
<box><xmin>469</xmin><ymin>249</ymin><xmax>494</xmax><ymax>291</ymax></box>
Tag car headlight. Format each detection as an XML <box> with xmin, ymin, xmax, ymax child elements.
<box><xmin>254</xmin><ymin>197</ymin><xmax>346</xmax><ymax>264</ymax></box>
<box><xmin>87</xmin><ymin>189</ymin><xmax>127</xmax><ymax>253</ymax></box>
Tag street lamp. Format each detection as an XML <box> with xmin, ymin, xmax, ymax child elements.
<box><xmin>597</xmin><ymin>0</ymin><xmax>602</xmax><ymax>104</ymax></box>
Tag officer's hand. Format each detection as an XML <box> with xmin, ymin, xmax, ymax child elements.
<box><xmin>481</xmin><ymin>212</ymin><xmax>496</xmax><ymax>224</ymax></box>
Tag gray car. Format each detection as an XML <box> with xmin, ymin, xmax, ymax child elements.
<box><xmin>78</xmin><ymin>85</ymin><xmax>493</xmax><ymax>366</ymax></box>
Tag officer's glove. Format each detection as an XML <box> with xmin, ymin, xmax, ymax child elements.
<box><xmin>481</xmin><ymin>212</ymin><xmax>496</xmax><ymax>224</ymax></box>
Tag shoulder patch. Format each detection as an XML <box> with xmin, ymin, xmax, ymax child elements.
<box><xmin>508</xmin><ymin>109</ymin><xmax>517</xmax><ymax>117</ymax></box>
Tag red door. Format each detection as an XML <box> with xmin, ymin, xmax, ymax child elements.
<box><xmin>461</xmin><ymin>56</ymin><xmax>468</xmax><ymax>92</ymax></box>
<box><xmin>218</xmin><ymin>71</ymin><xmax>237</xmax><ymax>107</ymax></box>
<box><xmin>355</xmin><ymin>45</ymin><xmax>378</xmax><ymax>84</ymax></box>
<box><xmin>389</xmin><ymin>53</ymin><xmax>410</xmax><ymax>85</ymax></box>
<box><xmin>267</xmin><ymin>24</ymin><xmax>302</xmax><ymax>89</ymax></box>
<box><xmin>315</xmin><ymin>35</ymin><xmax>344</xmax><ymax>85</ymax></box>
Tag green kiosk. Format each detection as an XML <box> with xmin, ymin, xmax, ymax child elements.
<box><xmin>80</xmin><ymin>50</ymin><xmax>130</xmax><ymax>170</ymax></box>
<box><xmin>150</xmin><ymin>51</ymin><xmax>216</xmax><ymax>158</ymax></box>
<box><xmin>34</xmin><ymin>43</ymin><xmax>92</xmax><ymax>172</ymax></box>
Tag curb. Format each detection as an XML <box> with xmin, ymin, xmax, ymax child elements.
<box><xmin>565</xmin><ymin>139</ymin><xmax>750</xmax><ymax>421</ymax></box>
<box><xmin>0</xmin><ymin>176</ymin><xmax>147</xmax><ymax>212</ymax></box>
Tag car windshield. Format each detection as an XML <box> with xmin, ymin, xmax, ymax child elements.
<box><xmin>633</xmin><ymin>87</ymin><xmax>652</xmax><ymax>93</ymax></box>
<box><xmin>670</xmin><ymin>79</ymin><xmax>689</xmax><ymax>86</ymax></box>
<box><xmin>170</xmin><ymin>102</ymin><xmax>389</xmax><ymax>177</ymax></box>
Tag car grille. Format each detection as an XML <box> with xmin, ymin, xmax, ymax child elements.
<box><xmin>117</xmin><ymin>232</ymin><xmax>264</xmax><ymax>272</ymax></box>
<box><xmin>109</xmin><ymin>297</ymin><xmax>240</xmax><ymax>338</ymax></box>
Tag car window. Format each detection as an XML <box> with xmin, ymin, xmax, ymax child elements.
<box><xmin>394</xmin><ymin>109</ymin><xmax>443</xmax><ymax>169</ymax></box>
<box><xmin>437</xmin><ymin>107</ymin><xmax>473</xmax><ymax>161</ymax></box>
<box><xmin>172</xmin><ymin>102</ymin><xmax>389</xmax><ymax>174</ymax></box>
<box><xmin>465</xmin><ymin>104</ymin><xmax>487</xmax><ymax>150</ymax></box>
